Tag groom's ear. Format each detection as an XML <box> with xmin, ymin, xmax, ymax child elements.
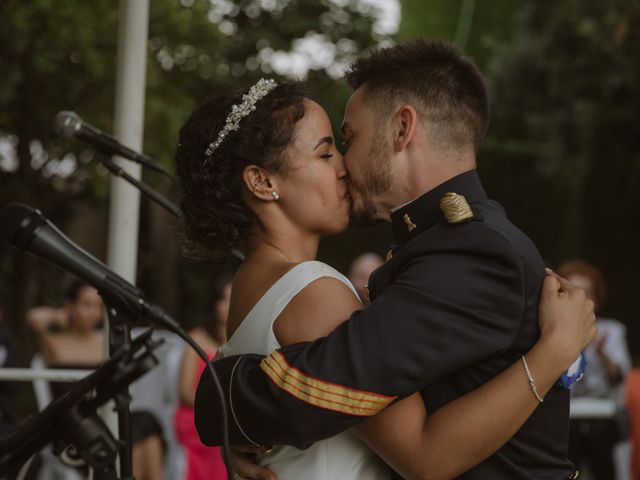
<box><xmin>241</xmin><ymin>165</ymin><xmax>277</xmax><ymax>201</ymax></box>
<box><xmin>392</xmin><ymin>104</ymin><xmax>418</xmax><ymax>152</ymax></box>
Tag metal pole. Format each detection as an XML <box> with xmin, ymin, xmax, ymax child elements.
<box><xmin>107</xmin><ymin>0</ymin><xmax>149</xmax><ymax>278</ymax></box>
<box><xmin>0</xmin><ymin>368</ymin><xmax>93</xmax><ymax>382</ymax></box>
<box><xmin>102</xmin><ymin>0</ymin><xmax>150</xmax><ymax>475</ymax></box>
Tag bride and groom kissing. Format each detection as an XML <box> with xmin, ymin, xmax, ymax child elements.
<box><xmin>174</xmin><ymin>38</ymin><xmax>596</xmax><ymax>479</ymax></box>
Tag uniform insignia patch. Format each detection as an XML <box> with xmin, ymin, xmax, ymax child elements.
<box><xmin>385</xmin><ymin>248</ymin><xmax>393</xmax><ymax>262</ymax></box>
<box><xmin>402</xmin><ymin>214</ymin><xmax>417</xmax><ymax>232</ymax></box>
<box><xmin>440</xmin><ymin>192</ymin><xmax>474</xmax><ymax>224</ymax></box>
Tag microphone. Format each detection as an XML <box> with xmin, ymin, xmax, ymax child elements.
<box><xmin>0</xmin><ymin>203</ymin><xmax>179</xmax><ymax>331</ymax></box>
<box><xmin>54</xmin><ymin>111</ymin><xmax>173</xmax><ymax>179</ymax></box>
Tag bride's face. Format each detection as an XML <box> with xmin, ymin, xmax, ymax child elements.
<box><xmin>275</xmin><ymin>99</ymin><xmax>351</xmax><ymax>236</ymax></box>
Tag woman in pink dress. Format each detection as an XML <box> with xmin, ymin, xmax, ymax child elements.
<box><xmin>175</xmin><ymin>274</ymin><xmax>232</xmax><ymax>480</ymax></box>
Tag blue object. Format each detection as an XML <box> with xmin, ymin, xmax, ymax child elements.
<box><xmin>558</xmin><ymin>351</ymin><xmax>587</xmax><ymax>389</ymax></box>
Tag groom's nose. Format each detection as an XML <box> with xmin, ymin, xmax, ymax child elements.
<box><xmin>341</xmin><ymin>151</ymin><xmax>353</xmax><ymax>172</ymax></box>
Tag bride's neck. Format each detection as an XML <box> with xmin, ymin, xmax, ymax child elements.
<box><xmin>245</xmin><ymin>227</ymin><xmax>320</xmax><ymax>264</ymax></box>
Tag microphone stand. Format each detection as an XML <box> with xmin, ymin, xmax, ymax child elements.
<box><xmin>101</xmin><ymin>157</ymin><xmax>180</xmax><ymax>217</ymax></box>
<box><xmin>98</xmin><ymin>282</ymin><xmax>161</xmax><ymax>478</ymax></box>
<box><xmin>105</xmin><ymin>302</ymin><xmax>134</xmax><ymax>479</ymax></box>
<box><xmin>0</xmin><ymin>329</ymin><xmax>162</xmax><ymax>480</ymax></box>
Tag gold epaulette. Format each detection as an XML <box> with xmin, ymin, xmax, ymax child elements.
<box><xmin>440</xmin><ymin>192</ymin><xmax>474</xmax><ymax>224</ymax></box>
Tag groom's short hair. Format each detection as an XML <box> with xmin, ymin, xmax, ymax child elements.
<box><xmin>345</xmin><ymin>39</ymin><xmax>489</xmax><ymax>153</ymax></box>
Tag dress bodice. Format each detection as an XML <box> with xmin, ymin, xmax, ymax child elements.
<box><xmin>220</xmin><ymin>261</ymin><xmax>389</xmax><ymax>480</ymax></box>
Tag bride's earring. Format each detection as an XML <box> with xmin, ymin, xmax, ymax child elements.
<box><xmin>251</xmin><ymin>171</ymin><xmax>260</xmax><ymax>193</ymax></box>
<box><xmin>271</xmin><ymin>191</ymin><xmax>280</xmax><ymax>201</ymax></box>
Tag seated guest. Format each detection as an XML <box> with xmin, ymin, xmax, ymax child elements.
<box><xmin>347</xmin><ymin>252</ymin><xmax>383</xmax><ymax>305</ymax></box>
<box><xmin>558</xmin><ymin>260</ymin><xmax>631</xmax><ymax>480</ymax></box>
<box><xmin>627</xmin><ymin>354</ymin><xmax>640</xmax><ymax>480</ymax></box>
<box><xmin>27</xmin><ymin>280</ymin><xmax>103</xmax><ymax>370</ymax></box>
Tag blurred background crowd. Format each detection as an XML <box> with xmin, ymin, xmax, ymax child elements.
<box><xmin>1</xmin><ymin>0</ymin><xmax>639</xmax><ymax>479</ymax></box>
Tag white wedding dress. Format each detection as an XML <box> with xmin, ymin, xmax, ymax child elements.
<box><xmin>220</xmin><ymin>261</ymin><xmax>390</xmax><ymax>480</ymax></box>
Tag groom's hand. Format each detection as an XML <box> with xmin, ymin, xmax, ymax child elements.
<box><xmin>227</xmin><ymin>445</ymin><xmax>277</xmax><ymax>480</ymax></box>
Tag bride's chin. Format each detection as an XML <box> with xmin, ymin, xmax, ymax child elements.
<box><xmin>336</xmin><ymin>215</ymin><xmax>350</xmax><ymax>233</ymax></box>
<box><xmin>324</xmin><ymin>225</ymin><xmax>349</xmax><ymax>237</ymax></box>
<box><xmin>323</xmin><ymin>214</ymin><xmax>350</xmax><ymax>236</ymax></box>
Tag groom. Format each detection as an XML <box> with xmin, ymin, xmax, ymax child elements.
<box><xmin>196</xmin><ymin>39</ymin><xmax>581</xmax><ymax>478</ymax></box>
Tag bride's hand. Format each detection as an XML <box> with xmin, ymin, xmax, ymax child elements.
<box><xmin>226</xmin><ymin>445</ymin><xmax>277</xmax><ymax>480</ymax></box>
<box><xmin>537</xmin><ymin>269</ymin><xmax>597</xmax><ymax>366</ymax></box>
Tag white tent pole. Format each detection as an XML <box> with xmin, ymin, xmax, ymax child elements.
<box><xmin>102</xmin><ymin>0</ymin><xmax>150</xmax><ymax>447</ymax></box>
<box><xmin>107</xmin><ymin>0</ymin><xmax>149</xmax><ymax>280</ymax></box>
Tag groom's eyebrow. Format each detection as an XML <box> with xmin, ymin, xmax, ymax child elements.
<box><xmin>313</xmin><ymin>136</ymin><xmax>333</xmax><ymax>150</ymax></box>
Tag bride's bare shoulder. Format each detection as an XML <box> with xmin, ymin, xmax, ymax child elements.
<box><xmin>227</xmin><ymin>259</ymin><xmax>296</xmax><ymax>334</ymax></box>
<box><xmin>274</xmin><ymin>275</ymin><xmax>362</xmax><ymax>346</ymax></box>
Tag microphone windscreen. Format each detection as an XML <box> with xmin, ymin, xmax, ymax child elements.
<box><xmin>54</xmin><ymin>111</ymin><xmax>82</xmax><ymax>138</ymax></box>
<box><xmin>0</xmin><ymin>203</ymin><xmax>40</xmax><ymax>246</ymax></box>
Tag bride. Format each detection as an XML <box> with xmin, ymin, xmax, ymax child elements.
<box><xmin>174</xmin><ymin>79</ymin><xmax>594</xmax><ymax>480</ymax></box>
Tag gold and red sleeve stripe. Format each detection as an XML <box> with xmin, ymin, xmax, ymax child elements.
<box><xmin>260</xmin><ymin>350</ymin><xmax>397</xmax><ymax>416</ymax></box>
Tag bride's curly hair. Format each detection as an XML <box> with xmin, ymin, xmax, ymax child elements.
<box><xmin>174</xmin><ymin>81</ymin><xmax>306</xmax><ymax>259</ymax></box>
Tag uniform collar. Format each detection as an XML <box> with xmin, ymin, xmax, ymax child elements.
<box><xmin>390</xmin><ymin>169</ymin><xmax>487</xmax><ymax>246</ymax></box>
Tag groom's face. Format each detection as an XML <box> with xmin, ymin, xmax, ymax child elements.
<box><xmin>341</xmin><ymin>87</ymin><xmax>393</xmax><ymax>227</ymax></box>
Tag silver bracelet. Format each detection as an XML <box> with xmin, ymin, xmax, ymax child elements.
<box><xmin>229</xmin><ymin>356</ymin><xmax>262</xmax><ymax>447</ymax></box>
<box><xmin>521</xmin><ymin>355</ymin><xmax>544</xmax><ymax>403</ymax></box>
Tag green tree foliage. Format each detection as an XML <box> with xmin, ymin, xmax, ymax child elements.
<box><xmin>482</xmin><ymin>0</ymin><xmax>640</xmax><ymax>347</ymax></box>
<box><xmin>0</xmin><ymin>0</ymin><xmax>121</xmax><ymax>348</ymax></box>
<box><xmin>397</xmin><ymin>0</ymin><xmax>527</xmax><ymax>67</ymax></box>
<box><xmin>144</xmin><ymin>0</ymin><xmax>382</xmax><ymax>171</ymax></box>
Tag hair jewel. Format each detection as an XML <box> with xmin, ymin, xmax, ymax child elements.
<box><xmin>203</xmin><ymin>78</ymin><xmax>278</xmax><ymax>164</ymax></box>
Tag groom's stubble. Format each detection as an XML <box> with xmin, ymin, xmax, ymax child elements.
<box><xmin>349</xmin><ymin>131</ymin><xmax>392</xmax><ymax>228</ymax></box>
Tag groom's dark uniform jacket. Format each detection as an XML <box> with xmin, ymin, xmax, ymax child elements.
<box><xmin>195</xmin><ymin>170</ymin><xmax>576</xmax><ymax>479</ymax></box>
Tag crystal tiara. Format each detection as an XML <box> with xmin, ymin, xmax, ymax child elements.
<box><xmin>203</xmin><ymin>78</ymin><xmax>278</xmax><ymax>163</ymax></box>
